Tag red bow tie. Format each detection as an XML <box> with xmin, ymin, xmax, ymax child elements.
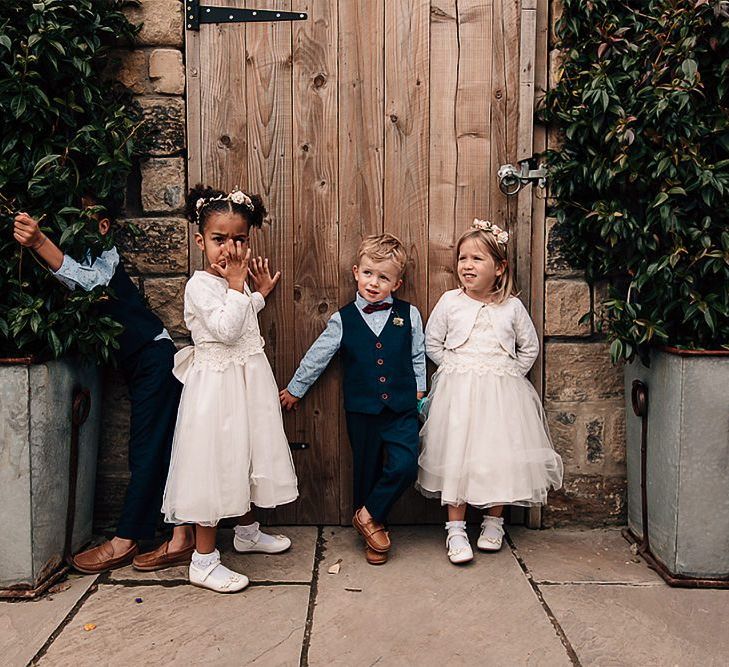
<box><xmin>362</xmin><ymin>302</ymin><xmax>393</xmax><ymax>314</ymax></box>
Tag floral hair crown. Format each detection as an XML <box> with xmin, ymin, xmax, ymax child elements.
<box><xmin>195</xmin><ymin>187</ymin><xmax>254</xmax><ymax>222</ymax></box>
<box><xmin>472</xmin><ymin>218</ymin><xmax>509</xmax><ymax>245</ymax></box>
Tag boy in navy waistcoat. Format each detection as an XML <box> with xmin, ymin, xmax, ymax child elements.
<box><xmin>14</xmin><ymin>197</ymin><xmax>195</xmax><ymax>573</ymax></box>
<box><xmin>280</xmin><ymin>234</ymin><xmax>426</xmax><ymax>564</ymax></box>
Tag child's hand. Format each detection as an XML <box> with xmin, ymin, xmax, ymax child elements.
<box><xmin>279</xmin><ymin>388</ymin><xmax>300</xmax><ymax>411</ymax></box>
<box><xmin>211</xmin><ymin>241</ymin><xmax>250</xmax><ymax>292</ymax></box>
<box><xmin>13</xmin><ymin>212</ymin><xmax>46</xmax><ymax>250</ymax></box>
<box><xmin>417</xmin><ymin>391</ymin><xmax>426</xmax><ymax>400</ymax></box>
<box><xmin>249</xmin><ymin>256</ymin><xmax>281</xmax><ymax>298</ymax></box>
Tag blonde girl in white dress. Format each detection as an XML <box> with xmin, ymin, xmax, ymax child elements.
<box><xmin>417</xmin><ymin>220</ymin><xmax>563</xmax><ymax>564</ymax></box>
<box><xmin>161</xmin><ymin>185</ymin><xmax>298</xmax><ymax>592</ymax></box>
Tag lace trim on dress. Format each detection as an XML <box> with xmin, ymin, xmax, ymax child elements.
<box><xmin>193</xmin><ymin>338</ymin><xmax>265</xmax><ymax>371</ymax></box>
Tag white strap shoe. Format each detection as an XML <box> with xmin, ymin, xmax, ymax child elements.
<box><xmin>477</xmin><ymin>517</ymin><xmax>505</xmax><ymax>552</ymax></box>
<box><xmin>189</xmin><ymin>561</ymin><xmax>249</xmax><ymax>593</ymax></box>
<box><xmin>446</xmin><ymin>528</ymin><xmax>474</xmax><ymax>564</ymax></box>
<box><xmin>233</xmin><ymin>527</ymin><xmax>292</xmax><ymax>554</ymax></box>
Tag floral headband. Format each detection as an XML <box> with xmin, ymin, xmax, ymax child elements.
<box><xmin>195</xmin><ymin>187</ymin><xmax>254</xmax><ymax>222</ymax></box>
<box><xmin>472</xmin><ymin>218</ymin><xmax>509</xmax><ymax>245</ymax></box>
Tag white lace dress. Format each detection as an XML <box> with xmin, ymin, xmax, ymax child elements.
<box><xmin>417</xmin><ymin>306</ymin><xmax>563</xmax><ymax>508</ymax></box>
<box><xmin>161</xmin><ymin>271</ymin><xmax>298</xmax><ymax>526</ymax></box>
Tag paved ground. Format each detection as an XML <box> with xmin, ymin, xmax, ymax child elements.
<box><xmin>2</xmin><ymin>526</ymin><xmax>728</xmax><ymax>666</ymax></box>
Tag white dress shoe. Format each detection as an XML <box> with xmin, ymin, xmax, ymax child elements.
<box><xmin>233</xmin><ymin>528</ymin><xmax>291</xmax><ymax>554</ymax></box>
<box><xmin>477</xmin><ymin>516</ymin><xmax>505</xmax><ymax>552</ymax></box>
<box><xmin>446</xmin><ymin>528</ymin><xmax>474</xmax><ymax>564</ymax></box>
<box><xmin>189</xmin><ymin>561</ymin><xmax>249</xmax><ymax>593</ymax></box>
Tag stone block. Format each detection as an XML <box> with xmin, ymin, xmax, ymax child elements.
<box><xmin>546</xmin><ymin>399</ymin><xmax>626</xmax><ymax>473</ymax></box>
<box><xmin>592</xmin><ymin>280</ymin><xmax>611</xmax><ymax>336</ymax></box>
<box><xmin>545</xmin><ymin>217</ymin><xmax>580</xmax><ymax>276</ymax></box>
<box><xmin>149</xmin><ymin>49</ymin><xmax>185</xmax><ymax>94</ymax></box>
<box><xmin>549</xmin><ymin>0</ymin><xmax>563</xmax><ymax>49</ymax></box>
<box><xmin>143</xmin><ymin>276</ymin><xmax>187</xmax><ymax>336</ymax></box>
<box><xmin>545</xmin><ymin>278</ymin><xmax>591</xmax><ymax>336</ymax></box>
<box><xmin>549</xmin><ymin>48</ymin><xmax>564</xmax><ymax>90</ymax></box>
<box><xmin>544</xmin><ymin>473</ymin><xmax>627</xmax><ymax>527</ymax></box>
<box><xmin>545</xmin><ymin>342</ymin><xmax>623</xmax><ymax>402</ymax></box>
<box><xmin>97</xmin><ymin>369</ymin><xmax>130</xmax><ymax>478</ymax></box>
<box><xmin>140</xmin><ymin>157</ymin><xmax>186</xmax><ymax>213</ymax></box>
<box><xmin>111</xmin><ymin>49</ymin><xmax>149</xmax><ymax>94</ymax></box>
<box><xmin>123</xmin><ymin>0</ymin><xmax>183</xmax><ymax>48</ymax></box>
<box><xmin>139</xmin><ymin>97</ymin><xmax>186</xmax><ymax>156</ymax></box>
<box><xmin>117</xmin><ymin>217</ymin><xmax>188</xmax><ymax>274</ymax></box>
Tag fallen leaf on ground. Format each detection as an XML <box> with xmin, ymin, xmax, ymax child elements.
<box><xmin>327</xmin><ymin>558</ymin><xmax>343</xmax><ymax>575</ymax></box>
<box><xmin>83</xmin><ymin>623</ymin><xmax>97</xmax><ymax>632</ymax></box>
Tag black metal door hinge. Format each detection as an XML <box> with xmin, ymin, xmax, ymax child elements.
<box><xmin>186</xmin><ymin>1</ymin><xmax>307</xmax><ymax>30</ymax></box>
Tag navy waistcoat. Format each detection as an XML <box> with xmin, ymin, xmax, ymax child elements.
<box><xmin>339</xmin><ymin>298</ymin><xmax>417</xmax><ymax>415</ymax></box>
<box><xmin>99</xmin><ymin>259</ymin><xmax>166</xmax><ymax>361</ymax></box>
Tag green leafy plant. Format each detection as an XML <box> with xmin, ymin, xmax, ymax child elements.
<box><xmin>540</xmin><ymin>0</ymin><xmax>729</xmax><ymax>363</ymax></box>
<box><xmin>0</xmin><ymin>0</ymin><xmax>144</xmax><ymax>362</ymax></box>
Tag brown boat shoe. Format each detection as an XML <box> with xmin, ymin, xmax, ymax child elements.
<box><xmin>132</xmin><ymin>540</ymin><xmax>195</xmax><ymax>572</ymax></box>
<box><xmin>365</xmin><ymin>546</ymin><xmax>388</xmax><ymax>565</ymax></box>
<box><xmin>71</xmin><ymin>540</ymin><xmax>138</xmax><ymax>574</ymax></box>
<box><xmin>353</xmin><ymin>509</ymin><xmax>391</xmax><ymax>553</ymax></box>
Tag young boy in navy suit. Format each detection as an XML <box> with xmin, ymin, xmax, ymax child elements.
<box><xmin>280</xmin><ymin>234</ymin><xmax>425</xmax><ymax>564</ymax></box>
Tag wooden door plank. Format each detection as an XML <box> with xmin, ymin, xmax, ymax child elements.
<box><xmin>185</xmin><ymin>14</ymin><xmax>203</xmax><ymax>272</ymax></box>
<box><xmin>455</xmin><ymin>0</ymin><xmax>493</xmax><ymax>228</ymax></box>
<box><xmin>291</xmin><ymin>0</ymin><xmax>339</xmax><ymax>524</ymax></box>
<box><xmin>244</xmin><ymin>0</ymin><xmax>297</xmax><ymax>523</ymax></box>
<box><xmin>384</xmin><ymin>0</ymin><xmax>429</xmax><ymax>312</ymax></box>
<box><xmin>337</xmin><ymin>0</ymin><xmax>386</xmax><ymax>524</ymax></box>
<box><xmin>515</xmin><ymin>1</ymin><xmax>536</xmax><ymax>309</ymax></box>
<box><xmin>428</xmin><ymin>0</ymin><xmax>458</xmax><ymax>313</ymax></box>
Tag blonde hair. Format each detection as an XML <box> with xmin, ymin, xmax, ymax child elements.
<box><xmin>456</xmin><ymin>227</ymin><xmax>517</xmax><ymax>304</ymax></box>
<box><xmin>357</xmin><ymin>233</ymin><xmax>408</xmax><ymax>276</ymax></box>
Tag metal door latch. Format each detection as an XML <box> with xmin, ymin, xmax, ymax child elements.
<box><xmin>186</xmin><ymin>1</ymin><xmax>308</xmax><ymax>30</ymax></box>
<box><xmin>497</xmin><ymin>157</ymin><xmax>547</xmax><ymax>196</ymax></box>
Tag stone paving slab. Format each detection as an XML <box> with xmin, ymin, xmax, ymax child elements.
<box><xmin>108</xmin><ymin>527</ymin><xmax>317</xmax><ymax>584</ymax></box>
<box><xmin>509</xmin><ymin>527</ymin><xmax>661</xmax><ymax>584</ymax></box>
<box><xmin>0</xmin><ymin>573</ymin><xmax>98</xmax><ymax>667</ymax></box>
<box><xmin>308</xmin><ymin>526</ymin><xmax>570</xmax><ymax>666</ymax></box>
<box><xmin>39</xmin><ymin>582</ymin><xmax>309</xmax><ymax>666</ymax></box>
<box><xmin>542</xmin><ymin>584</ymin><xmax>729</xmax><ymax>666</ymax></box>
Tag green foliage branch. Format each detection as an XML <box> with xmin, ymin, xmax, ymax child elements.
<box><xmin>540</xmin><ymin>0</ymin><xmax>729</xmax><ymax>363</ymax></box>
<box><xmin>0</xmin><ymin>0</ymin><xmax>144</xmax><ymax>362</ymax></box>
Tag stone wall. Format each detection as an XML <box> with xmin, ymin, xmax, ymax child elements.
<box><xmin>94</xmin><ymin>0</ymin><xmax>187</xmax><ymax>529</ymax></box>
<box><xmin>94</xmin><ymin>0</ymin><xmax>627</xmax><ymax>530</ymax></box>
<box><xmin>541</xmin><ymin>0</ymin><xmax>627</xmax><ymax>527</ymax></box>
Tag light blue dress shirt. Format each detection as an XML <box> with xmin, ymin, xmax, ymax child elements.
<box><xmin>53</xmin><ymin>246</ymin><xmax>171</xmax><ymax>342</ymax></box>
<box><xmin>287</xmin><ymin>292</ymin><xmax>426</xmax><ymax>398</ymax></box>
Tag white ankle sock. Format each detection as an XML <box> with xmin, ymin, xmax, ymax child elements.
<box><xmin>191</xmin><ymin>548</ymin><xmax>220</xmax><ymax>569</ymax></box>
<box><xmin>234</xmin><ymin>522</ymin><xmax>260</xmax><ymax>540</ymax></box>
<box><xmin>482</xmin><ymin>515</ymin><xmax>504</xmax><ymax>525</ymax></box>
<box><xmin>445</xmin><ymin>521</ymin><xmax>469</xmax><ymax>550</ymax></box>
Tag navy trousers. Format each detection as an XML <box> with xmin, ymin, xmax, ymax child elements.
<box><xmin>345</xmin><ymin>408</ymin><xmax>420</xmax><ymax>523</ymax></box>
<box><xmin>116</xmin><ymin>338</ymin><xmax>182</xmax><ymax>540</ymax></box>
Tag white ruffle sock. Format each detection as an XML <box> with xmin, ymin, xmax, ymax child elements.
<box><xmin>445</xmin><ymin>520</ymin><xmax>473</xmax><ymax>564</ymax></box>
<box><xmin>189</xmin><ymin>549</ymin><xmax>249</xmax><ymax>593</ymax></box>
<box><xmin>233</xmin><ymin>521</ymin><xmax>292</xmax><ymax>554</ymax></box>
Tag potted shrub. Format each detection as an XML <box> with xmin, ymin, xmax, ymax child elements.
<box><xmin>540</xmin><ymin>1</ymin><xmax>729</xmax><ymax>582</ymax></box>
<box><xmin>0</xmin><ymin>0</ymin><xmax>142</xmax><ymax>596</ymax></box>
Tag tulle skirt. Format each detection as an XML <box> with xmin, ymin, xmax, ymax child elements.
<box><xmin>417</xmin><ymin>367</ymin><xmax>563</xmax><ymax>509</ymax></box>
<box><xmin>161</xmin><ymin>352</ymin><xmax>298</xmax><ymax>526</ymax></box>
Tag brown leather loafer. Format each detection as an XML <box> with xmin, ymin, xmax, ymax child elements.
<box><xmin>132</xmin><ymin>540</ymin><xmax>195</xmax><ymax>571</ymax></box>
<box><xmin>365</xmin><ymin>546</ymin><xmax>388</xmax><ymax>565</ymax></box>
<box><xmin>72</xmin><ymin>541</ymin><xmax>138</xmax><ymax>574</ymax></box>
<box><xmin>353</xmin><ymin>510</ymin><xmax>391</xmax><ymax>553</ymax></box>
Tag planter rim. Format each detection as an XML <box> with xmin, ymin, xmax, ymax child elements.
<box><xmin>0</xmin><ymin>355</ymin><xmax>47</xmax><ymax>366</ymax></box>
<box><xmin>658</xmin><ymin>346</ymin><xmax>729</xmax><ymax>357</ymax></box>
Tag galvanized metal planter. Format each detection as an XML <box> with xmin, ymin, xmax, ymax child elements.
<box><xmin>624</xmin><ymin>347</ymin><xmax>729</xmax><ymax>585</ymax></box>
<box><xmin>0</xmin><ymin>357</ymin><xmax>101</xmax><ymax>598</ymax></box>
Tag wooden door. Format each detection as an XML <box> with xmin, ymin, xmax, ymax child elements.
<box><xmin>186</xmin><ymin>0</ymin><xmax>547</xmax><ymax>525</ymax></box>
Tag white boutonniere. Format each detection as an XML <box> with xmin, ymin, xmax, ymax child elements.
<box><xmin>393</xmin><ymin>316</ymin><xmax>404</xmax><ymax>327</ymax></box>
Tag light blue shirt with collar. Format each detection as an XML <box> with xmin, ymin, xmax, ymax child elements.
<box><xmin>53</xmin><ymin>246</ymin><xmax>171</xmax><ymax>342</ymax></box>
<box><xmin>287</xmin><ymin>292</ymin><xmax>426</xmax><ymax>398</ymax></box>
